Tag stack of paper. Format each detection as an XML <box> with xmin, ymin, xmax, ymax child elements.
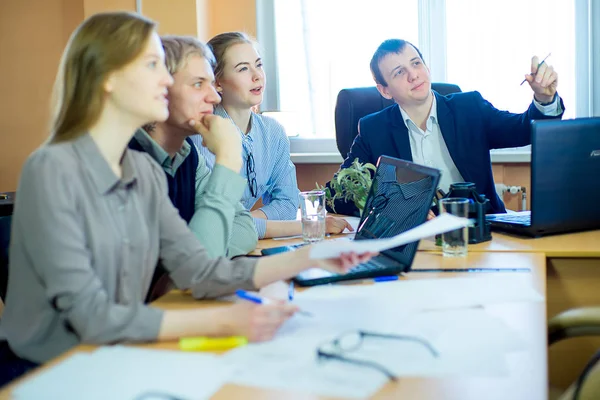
<box><xmin>220</xmin><ymin>274</ymin><xmax>542</xmax><ymax>398</ymax></box>
<box><xmin>14</xmin><ymin>275</ymin><xmax>543</xmax><ymax>399</ymax></box>
<box><xmin>14</xmin><ymin>346</ymin><xmax>234</xmax><ymax>400</ymax></box>
<box><xmin>295</xmin><ymin>274</ymin><xmax>544</xmax><ymax>311</ymax></box>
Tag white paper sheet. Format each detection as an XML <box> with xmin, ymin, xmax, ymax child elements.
<box><xmin>221</xmin><ymin>305</ymin><xmax>525</xmax><ymax>398</ymax></box>
<box><xmin>309</xmin><ymin>213</ymin><xmax>469</xmax><ymax>259</ymax></box>
<box><xmin>224</xmin><ymin>345</ymin><xmax>389</xmax><ymax>399</ymax></box>
<box><xmin>344</xmin><ymin>308</ymin><xmax>516</xmax><ymax>377</ymax></box>
<box><xmin>14</xmin><ymin>346</ymin><xmax>233</xmax><ymax>400</ymax></box>
<box><xmin>297</xmin><ymin>274</ymin><xmax>543</xmax><ymax>311</ymax></box>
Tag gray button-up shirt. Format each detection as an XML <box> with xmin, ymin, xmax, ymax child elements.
<box><xmin>0</xmin><ymin>133</ymin><xmax>257</xmax><ymax>363</ymax></box>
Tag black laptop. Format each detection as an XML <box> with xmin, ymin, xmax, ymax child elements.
<box><xmin>270</xmin><ymin>155</ymin><xmax>440</xmax><ymax>286</ymax></box>
<box><xmin>486</xmin><ymin>117</ymin><xmax>600</xmax><ymax>237</ymax></box>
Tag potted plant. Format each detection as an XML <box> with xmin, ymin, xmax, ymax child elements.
<box><xmin>317</xmin><ymin>158</ymin><xmax>376</xmax><ymax>216</ymax></box>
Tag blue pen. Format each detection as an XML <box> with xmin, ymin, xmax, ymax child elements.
<box><xmin>288</xmin><ymin>281</ymin><xmax>294</xmax><ymax>301</ymax></box>
<box><xmin>373</xmin><ymin>275</ymin><xmax>399</xmax><ymax>282</ymax></box>
<box><xmin>236</xmin><ymin>290</ymin><xmax>314</xmax><ymax>317</ymax></box>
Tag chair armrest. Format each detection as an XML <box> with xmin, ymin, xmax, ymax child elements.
<box><xmin>549</xmin><ymin>307</ymin><xmax>600</xmax><ymax>346</ymax></box>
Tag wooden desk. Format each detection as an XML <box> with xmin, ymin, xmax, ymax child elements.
<box><xmin>0</xmin><ymin>251</ymin><xmax>547</xmax><ymax>400</ymax></box>
<box><xmin>419</xmin><ymin>229</ymin><xmax>600</xmax><ymax>258</ymax></box>
<box><xmin>263</xmin><ymin>224</ymin><xmax>600</xmax><ymax>390</ymax></box>
<box><xmin>420</xmin><ymin>229</ymin><xmax>600</xmax><ymax>389</ymax></box>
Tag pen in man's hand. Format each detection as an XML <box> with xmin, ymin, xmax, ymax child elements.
<box><xmin>520</xmin><ymin>53</ymin><xmax>551</xmax><ymax>86</ymax></box>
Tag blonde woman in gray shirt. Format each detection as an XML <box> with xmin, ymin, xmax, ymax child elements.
<box><xmin>0</xmin><ymin>11</ymin><xmax>373</xmax><ymax>383</ymax></box>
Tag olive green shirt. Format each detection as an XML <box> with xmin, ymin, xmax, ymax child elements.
<box><xmin>132</xmin><ymin>129</ymin><xmax>257</xmax><ymax>258</ymax></box>
<box><xmin>0</xmin><ymin>133</ymin><xmax>258</xmax><ymax>363</ymax></box>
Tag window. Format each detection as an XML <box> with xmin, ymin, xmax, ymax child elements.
<box><xmin>260</xmin><ymin>0</ymin><xmax>592</xmax><ymax>140</ymax></box>
<box><xmin>445</xmin><ymin>0</ymin><xmax>575</xmax><ymax>118</ymax></box>
<box><xmin>270</xmin><ymin>0</ymin><xmax>419</xmax><ymax>137</ymax></box>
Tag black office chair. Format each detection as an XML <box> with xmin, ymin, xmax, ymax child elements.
<box><xmin>0</xmin><ymin>216</ymin><xmax>11</xmax><ymax>301</ymax></box>
<box><xmin>334</xmin><ymin>84</ymin><xmax>462</xmax><ymax>158</ymax></box>
<box><xmin>547</xmin><ymin>307</ymin><xmax>600</xmax><ymax>399</ymax></box>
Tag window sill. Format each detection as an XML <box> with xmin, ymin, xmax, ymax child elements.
<box><xmin>291</xmin><ymin>152</ymin><xmax>344</xmax><ymax>164</ymax></box>
<box><xmin>289</xmin><ymin>137</ymin><xmax>531</xmax><ymax>164</ymax></box>
<box><xmin>489</xmin><ymin>149</ymin><xmax>531</xmax><ymax>163</ymax></box>
<box><xmin>290</xmin><ymin>149</ymin><xmax>531</xmax><ymax>164</ymax></box>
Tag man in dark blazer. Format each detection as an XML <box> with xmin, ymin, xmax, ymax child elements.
<box><xmin>331</xmin><ymin>39</ymin><xmax>564</xmax><ymax>216</ymax></box>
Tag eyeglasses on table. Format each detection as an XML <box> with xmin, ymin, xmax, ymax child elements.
<box><xmin>316</xmin><ymin>330</ymin><xmax>439</xmax><ymax>381</ymax></box>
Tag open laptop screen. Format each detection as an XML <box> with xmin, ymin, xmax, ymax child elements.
<box><xmin>354</xmin><ymin>156</ymin><xmax>441</xmax><ymax>266</ymax></box>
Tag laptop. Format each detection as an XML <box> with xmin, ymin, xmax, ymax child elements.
<box><xmin>486</xmin><ymin>117</ymin><xmax>600</xmax><ymax>237</ymax></box>
<box><xmin>264</xmin><ymin>155</ymin><xmax>441</xmax><ymax>286</ymax></box>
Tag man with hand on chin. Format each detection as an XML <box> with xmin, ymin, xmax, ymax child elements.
<box><xmin>330</xmin><ymin>39</ymin><xmax>563</xmax><ymax>216</ymax></box>
<box><xmin>129</xmin><ymin>35</ymin><xmax>257</xmax><ymax>285</ymax></box>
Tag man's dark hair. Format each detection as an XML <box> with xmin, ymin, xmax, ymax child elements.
<box><xmin>370</xmin><ymin>39</ymin><xmax>425</xmax><ymax>87</ymax></box>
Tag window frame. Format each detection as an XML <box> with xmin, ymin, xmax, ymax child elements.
<box><xmin>256</xmin><ymin>0</ymin><xmax>599</xmax><ymax>161</ymax></box>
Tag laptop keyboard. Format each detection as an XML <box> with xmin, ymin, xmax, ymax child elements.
<box><xmin>349</xmin><ymin>257</ymin><xmax>399</xmax><ymax>273</ymax></box>
<box><xmin>489</xmin><ymin>213</ymin><xmax>531</xmax><ymax>226</ymax></box>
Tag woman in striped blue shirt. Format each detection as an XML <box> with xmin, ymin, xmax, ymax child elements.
<box><xmin>193</xmin><ymin>32</ymin><xmax>352</xmax><ymax>239</ymax></box>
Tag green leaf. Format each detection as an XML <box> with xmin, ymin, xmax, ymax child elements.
<box><xmin>326</xmin><ymin>159</ymin><xmax>376</xmax><ymax>213</ymax></box>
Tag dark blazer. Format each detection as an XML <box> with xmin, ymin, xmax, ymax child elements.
<box><xmin>331</xmin><ymin>91</ymin><xmax>565</xmax><ymax>216</ymax></box>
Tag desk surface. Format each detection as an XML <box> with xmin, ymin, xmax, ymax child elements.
<box><xmin>0</xmin><ymin>251</ymin><xmax>548</xmax><ymax>400</ymax></box>
<box><xmin>418</xmin><ymin>229</ymin><xmax>600</xmax><ymax>257</ymax></box>
<box><xmin>262</xmin><ymin>215</ymin><xmax>600</xmax><ymax>258</ymax></box>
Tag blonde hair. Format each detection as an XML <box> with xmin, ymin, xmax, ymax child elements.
<box><xmin>49</xmin><ymin>12</ymin><xmax>156</xmax><ymax>143</ymax></box>
<box><xmin>143</xmin><ymin>36</ymin><xmax>216</xmax><ymax>133</ymax></box>
<box><xmin>160</xmin><ymin>35</ymin><xmax>215</xmax><ymax>76</ymax></box>
<box><xmin>207</xmin><ymin>32</ymin><xmax>256</xmax><ymax>79</ymax></box>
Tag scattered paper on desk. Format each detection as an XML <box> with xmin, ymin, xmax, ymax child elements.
<box><xmin>222</xmin><ymin>306</ymin><xmax>522</xmax><ymax>398</ymax></box>
<box><xmin>219</xmin><ymin>276</ymin><xmax>539</xmax><ymax>398</ymax></box>
<box><xmin>14</xmin><ymin>346</ymin><xmax>233</xmax><ymax>400</ymax></box>
<box><xmin>309</xmin><ymin>213</ymin><xmax>469</xmax><ymax>259</ymax></box>
<box><xmin>331</xmin><ymin>308</ymin><xmax>516</xmax><ymax>377</ymax></box>
<box><xmin>297</xmin><ymin>274</ymin><xmax>543</xmax><ymax>311</ymax></box>
<box><xmin>223</xmin><ymin>342</ymin><xmax>389</xmax><ymax>399</ymax></box>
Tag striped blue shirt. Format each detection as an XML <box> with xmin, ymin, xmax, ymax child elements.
<box><xmin>192</xmin><ymin>104</ymin><xmax>299</xmax><ymax>238</ymax></box>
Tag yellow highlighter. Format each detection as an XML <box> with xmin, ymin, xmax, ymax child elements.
<box><xmin>179</xmin><ymin>336</ymin><xmax>248</xmax><ymax>352</ymax></box>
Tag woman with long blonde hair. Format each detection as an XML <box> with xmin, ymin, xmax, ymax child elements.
<box><xmin>0</xmin><ymin>12</ymin><xmax>373</xmax><ymax>385</ymax></box>
<box><xmin>194</xmin><ymin>32</ymin><xmax>353</xmax><ymax>239</ymax></box>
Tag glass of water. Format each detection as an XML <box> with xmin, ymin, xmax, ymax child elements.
<box><xmin>299</xmin><ymin>190</ymin><xmax>326</xmax><ymax>243</ymax></box>
<box><xmin>439</xmin><ymin>197</ymin><xmax>469</xmax><ymax>257</ymax></box>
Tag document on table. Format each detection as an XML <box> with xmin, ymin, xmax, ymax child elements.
<box><xmin>13</xmin><ymin>346</ymin><xmax>234</xmax><ymax>400</ymax></box>
<box><xmin>224</xmin><ymin>346</ymin><xmax>389</xmax><ymax>399</ymax></box>
<box><xmin>296</xmin><ymin>273</ymin><xmax>544</xmax><ymax>310</ymax></box>
<box><xmin>218</xmin><ymin>274</ymin><xmax>541</xmax><ymax>398</ymax></box>
<box><xmin>309</xmin><ymin>213</ymin><xmax>469</xmax><ymax>259</ymax></box>
<box><xmin>222</xmin><ymin>306</ymin><xmax>525</xmax><ymax>398</ymax></box>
